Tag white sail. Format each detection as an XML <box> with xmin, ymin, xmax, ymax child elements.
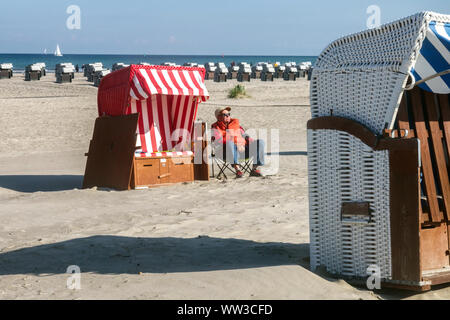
<box><xmin>54</xmin><ymin>44</ymin><xmax>62</xmax><ymax>57</ymax></box>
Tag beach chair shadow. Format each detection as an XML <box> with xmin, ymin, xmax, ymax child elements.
<box><xmin>0</xmin><ymin>235</ymin><xmax>309</xmax><ymax>275</ymax></box>
<box><xmin>0</xmin><ymin>175</ymin><xmax>83</xmax><ymax>192</ymax></box>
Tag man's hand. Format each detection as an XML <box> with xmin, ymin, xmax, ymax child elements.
<box><xmin>237</xmin><ymin>145</ymin><xmax>245</xmax><ymax>153</ymax></box>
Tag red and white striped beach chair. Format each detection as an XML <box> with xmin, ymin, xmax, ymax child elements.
<box><xmin>83</xmin><ymin>65</ymin><xmax>210</xmax><ymax>190</ymax></box>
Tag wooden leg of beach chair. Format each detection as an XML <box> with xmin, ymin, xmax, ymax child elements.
<box><xmin>193</xmin><ymin>122</ymin><xmax>210</xmax><ymax>181</ymax></box>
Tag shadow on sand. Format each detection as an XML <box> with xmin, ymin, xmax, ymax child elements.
<box><xmin>0</xmin><ymin>175</ymin><xmax>83</xmax><ymax>192</ymax></box>
<box><xmin>0</xmin><ymin>235</ymin><xmax>310</xmax><ymax>276</ymax></box>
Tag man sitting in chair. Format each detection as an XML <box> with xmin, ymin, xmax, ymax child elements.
<box><xmin>211</xmin><ymin>106</ymin><xmax>265</xmax><ymax>178</ymax></box>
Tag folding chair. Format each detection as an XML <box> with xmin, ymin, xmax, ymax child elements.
<box><xmin>210</xmin><ymin>126</ymin><xmax>254</xmax><ymax>179</ymax></box>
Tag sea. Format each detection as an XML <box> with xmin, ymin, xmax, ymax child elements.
<box><xmin>0</xmin><ymin>53</ymin><xmax>317</xmax><ymax>72</ymax></box>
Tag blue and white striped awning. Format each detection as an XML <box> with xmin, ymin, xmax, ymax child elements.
<box><xmin>411</xmin><ymin>21</ymin><xmax>450</xmax><ymax>94</ymax></box>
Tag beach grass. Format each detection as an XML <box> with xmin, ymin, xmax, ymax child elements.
<box><xmin>228</xmin><ymin>84</ymin><xmax>248</xmax><ymax>98</ymax></box>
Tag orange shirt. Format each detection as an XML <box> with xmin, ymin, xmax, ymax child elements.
<box><xmin>211</xmin><ymin>118</ymin><xmax>247</xmax><ymax>146</ymax></box>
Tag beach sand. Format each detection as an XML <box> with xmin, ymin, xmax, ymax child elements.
<box><xmin>0</xmin><ymin>73</ymin><xmax>448</xmax><ymax>300</ymax></box>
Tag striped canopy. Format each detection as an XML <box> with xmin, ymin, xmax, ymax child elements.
<box><xmin>411</xmin><ymin>21</ymin><xmax>450</xmax><ymax>94</ymax></box>
<box><xmin>97</xmin><ymin>65</ymin><xmax>209</xmax><ymax>155</ymax></box>
<box><xmin>129</xmin><ymin>65</ymin><xmax>209</xmax><ymax>101</ymax></box>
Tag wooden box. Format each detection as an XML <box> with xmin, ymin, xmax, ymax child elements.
<box><xmin>133</xmin><ymin>156</ymin><xmax>194</xmax><ymax>188</ymax></box>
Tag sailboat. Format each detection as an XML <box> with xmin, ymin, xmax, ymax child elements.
<box><xmin>43</xmin><ymin>48</ymin><xmax>47</xmax><ymax>55</ymax></box>
<box><xmin>54</xmin><ymin>44</ymin><xmax>63</xmax><ymax>57</ymax></box>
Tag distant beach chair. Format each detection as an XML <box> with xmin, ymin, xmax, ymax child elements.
<box><xmin>214</xmin><ymin>62</ymin><xmax>228</xmax><ymax>82</ymax></box>
<box><xmin>112</xmin><ymin>63</ymin><xmax>129</xmax><ymax>72</ymax></box>
<box><xmin>251</xmin><ymin>64</ymin><xmax>263</xmax><ymax>79</ymax></box>
<box><xmin>55</xmin><ymin>63</ymin><xmax>75</xmax><ymax>83</ymax></box>
<box><xmin>85</xmin><ymin>63</ymin><xmax>103</xmax><ymax>81</ymax></box>
<box><xmin>35</xmin><ymin>62</ymin><xmax>46</xmax><ymax>76</ymax></box>
<box><xmin>0</xmin><ymin>63</ymin><xmax>13</xmax><ymax>79</ymax></box>
<box><xmin>227</xmin><ymin>65</ymin><xmax>239</xmax><ymax>79</ymax></box>
<box><xmin>25</xmin><ymin>64</ymin><xmax>41</xmax><ymax>81</ymax></box>
<box><xmin>83</xmin><ymin>64</ymin><xmax>210</xmax><ymax>190</ymax></box>
<box><xmin>93</xmin><ymin>69</ymin><xmax>111</xmax><ymax>87</ymax></box>
<box><xmin>204</xmin><ymin>62</ymin><xmax>216</xmax><ymax>80</ymax></box>
<box><xmin>274</xmin><ymin>64</ymin><xmax>285</xmax><ymax>78</ymax></box>
<box><xmin>237</xmin><ymin>62</ymin><xmax>251</xmax><ymax>82</ymax></box>
<box><xmin>307</xmin><ymin>11</ymin><xmax>450</xmax><ymax>291</ymax></box>
<box><xmin>261</xmin><ymin>63</ymin><xmax>275</xmax><ymax>81</ymax></box>
<box><xmin>283</xmin><ymin>63</ymin><xmax>297</xmax><ymax>81</ymax></box>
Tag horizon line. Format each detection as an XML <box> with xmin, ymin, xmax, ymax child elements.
<box><xmin>0</xmin><ymin>52</ymin><xmax>319</xmax><ymax>57</ymax></box>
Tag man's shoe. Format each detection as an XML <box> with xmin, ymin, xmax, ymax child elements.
<box><xmin>236</xmin><ymin>170</ymin><xmax>244</xmax><ymax>178</ymax></box>
<box><xmin>250</xmin><ymin>169</ymin><xmax>263</xmax><ymax>177</ymax></box>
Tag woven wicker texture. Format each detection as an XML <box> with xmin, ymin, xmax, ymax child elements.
<box><xmin>311</xmin><ymin>11</ymin><xmax>450</xmax><ymax>133</ymax></box>
<box><xmin>308</xmin><ymin>129</ymin><xmax>391</xmax><ymax>279</ymax></box>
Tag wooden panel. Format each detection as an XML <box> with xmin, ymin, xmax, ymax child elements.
<box><xmin>169</xmin><ymin>156</ymin><xmax>194</xmax><ymax>183</ymax></box>
<box><xmin>423</xmin><ymin>91</ymin><xmax>450</xmax><ymax>220</ymax></box>
<box><xmin>193</xmin><ymin>122</ymin><xmax>210</xmax><ymax>181</ymax></box>
<box><xmin>134</xmin><ymin>158</ymin><xmax>160</xmax><ymax>187</ymax></box>
<box><xmin>307</xmin><ymin>116</ymin><xmax>379</xmax><ymax>149</ymax></box>
<box><xmin>438</xmin><ymin>94</ymin><xmax>450</xmax><ymax>168</ymax></box>
<box><xmin>410</xmin><ymin>88</ymin><xmax>442</xmax><ymax>222</ymax></box>
<box><xmin>82</xmin><ymin>114</ymin><xmax>138</xmax><ymax>190</ymax></box>
<box><xmin>385</xmin><ymin>138</ymin><xmax>422</xmax><ymax>283</ymax></box>
<box><xmin>420</xmin><ymin>224</ymin><xmax>450</xmax><ymax>271</ymax></box>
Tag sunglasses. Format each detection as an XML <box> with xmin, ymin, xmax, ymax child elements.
<box><xmin>220</xmin><ymin>113</ymin><xmax>231</xmax><ymax>117</ymax></box>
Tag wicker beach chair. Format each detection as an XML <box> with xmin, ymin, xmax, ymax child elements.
<box><xmin>237</xmin><ymin>62</ymin><xmax>251</xmax><ymax>82</ymax></box>
<box><xmin>83</xmin><ymin>65</ymin><xmax>210</xmax><ymax>190</ymax></box>
<box><xmin>55</xmin><ymin>63</ymin><xmax>75</xmax><ymax>83</ymax></box>
<box><xmin>25</xmin><ymin>64</ymin><xmax>41</xmax><ymax>81</ymax></box>
<box><xmin>261</xmin><ymin>63</ymin><xmax>275</xmax><ymax>81</ymax></box>
<box><xmin>93</xmin><ymin>69</ymin><xmax>111</xmax><ymax>87</ymax></box>
<box><xmin>307</xmin><ymin>11</ymin><xmax>450</xmax><ymax>291</ymax></box>
<box><xmin>204</xmin><ymin>62</ymin><xmax>216</xmax><ymax>80</ymax></box>
<box><xmin>214</xmin><ymin>62</ymin><xmax>228</xmax><ymax>82</ymax></box>
<box><xmin>0</xmin><ymin>63</ymin><xmax>13</xmax><ymax>79</ymax></box>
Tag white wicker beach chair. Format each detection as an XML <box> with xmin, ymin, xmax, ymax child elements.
<box><xmin>307</xmin><ymin>11</ymin><xmax>450</xmax><ymax>291</ymax></box>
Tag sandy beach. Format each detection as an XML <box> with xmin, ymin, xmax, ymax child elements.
<box><xmin>0</xmin><ymin>73</ymin><xmax>449</xmax><ymax>300</ymax></box>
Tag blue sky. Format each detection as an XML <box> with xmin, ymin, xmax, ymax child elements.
<box><xmin>0</xmin><ymin>0</ymin><xmax>448</xmax><ymax>55</ymax></box>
